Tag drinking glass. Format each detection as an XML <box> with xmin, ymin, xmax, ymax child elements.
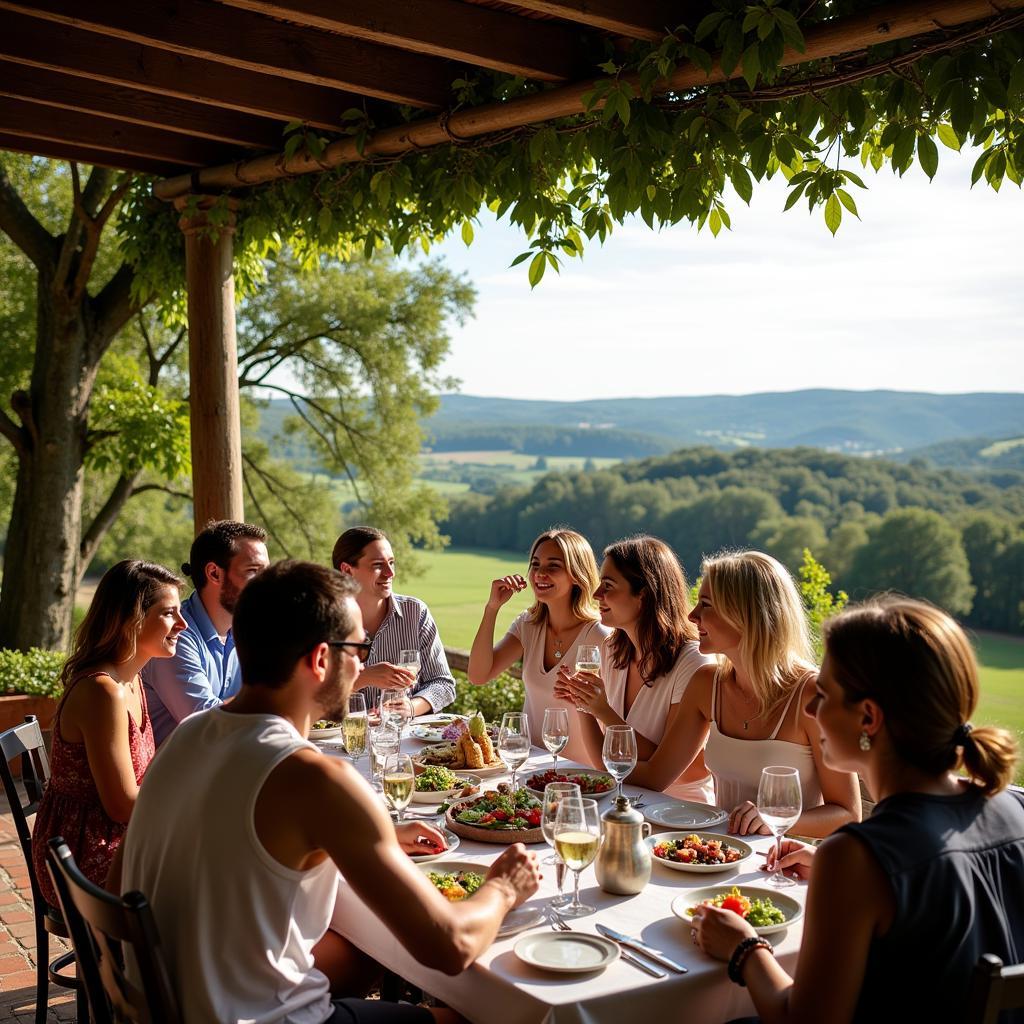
<box><xmin>370</xmin><ymin>721</ymin><xmax>400</xmax><ymax>789</ymax></box>
<box><xmin>380</xmin><ymin>692</ymin><xmax>414</xmax><ymax>751</ymax></box>
<box><xmin>757</xmin><ymin>765</ymin><xmax>802</xmax><ymax>888</ymax></box>
<box><xmin>497</xmin><ymin>711</ymin><xmax>531</xmax><ymax>791</ymax></box>
<box><xmin>542</xmin><ymin>708</ymin><xmax>570</xmax><ymax>772</ymax></box>
<box><xmin>398</xmin><ymin>649</ymin><xmax>421</xmax><ymax>682</ymax></box>
<box><xmin>553</xmin><ymin>796</ymin><xmax>600</xmax><ymax>917</ymax></box>
<box><xmin>602</xmin><ymin>725</ymin><xmax>637</xmax><ymax>800</ymax></box>
<box><xmin>342</xmin><ymin>693</ymin><xmax>368</xmax><ymax>765</ymax></box>
<box><xmin>573</xmin><ymin>645</ymin><xmax>601</xmax><ymax>713</ymax></box>
<box><xmin>542</xmin><ymin>782</ymin><xmax>581</xmax><ymax>899</ymax></box>
<box><xmin>382</xmin><ymin>753</ymin><xmax>415</xmax><ymax>823</ymax></box>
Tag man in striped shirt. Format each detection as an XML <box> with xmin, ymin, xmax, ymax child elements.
<box><xmin>332</xmin><ymin>527</ymin><xmax>455</xmax><ymax>715</ymax></box>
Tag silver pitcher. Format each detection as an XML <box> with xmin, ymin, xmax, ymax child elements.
<box><xmin>595</xmin><ymin>796</ymin><xmax>651</xmax><ymax>895</ymax></box>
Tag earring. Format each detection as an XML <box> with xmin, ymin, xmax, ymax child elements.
<box><xmin>859</xmin><ymin>730</ymin><xmax>872</xmax><ymax>752</ymax></box>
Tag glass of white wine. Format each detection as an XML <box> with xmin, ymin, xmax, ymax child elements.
<box><xmin>573</xmin><ymin>644</ymin><xmax>602</xmax><ymax>713</ymax></box>
<box><xmin>343</xmin><ymin>693</ymin><xmax>368</xmax><ymax>766</ymax></box>
<box><xmin>757</xmin><ymin>765</ymin><xmax>802</xmax><ymax>889</ymax></box>
<box><xmin>398</xmin><ymin>649</ymin><xmax>421</xmax><ymax>681</ymax></box>
<box><xmin>554</xmin><ymin>796</ymin><xmax>600</xmax><ymax>917</ymax></box>
<box><xmin>542</xmin><ymin>782</ymin><xmax>580</xmax><ymax>895</ymax></box>
<box><xmin>602</xmin><ymin>724</ymin><xmax>637</xmax><ymax>801</ymax></box>
<box><xmin>497</xmin><ymin>711</ymin><xmax>531</xmax><ymax>791</ymax></box>
<box><xmin>382</xmin><ymin>753</ymin><xmax>415</xmax><ymax>822</ymax></box>
<box><xmin>542</xmin><ymin>707</ymin><xmax>570</xmax><ymax>772</ymax></box>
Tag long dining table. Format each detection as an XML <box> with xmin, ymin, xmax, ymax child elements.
<box><xmin>323</xmin><ymin>738</ymin><xmax>808</xmax><ymax>1024</ymax></box>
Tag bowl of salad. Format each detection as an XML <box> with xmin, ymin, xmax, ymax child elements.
<box><xmin>445</xmin><ymin>785</ymin><xmax>544</xmax><ymax>844</ymax></box>
<box><xmin>672</xmin><ymin>885</ymin><xmax>802</xmax><ymax>936</ymax></box>
<box><xmin>646</xmin><ymin>832</ymin><xmax>754</xmax><ymax>873</ymax></box>
<box><xmin>524</xmin><ymin>769</ymin><xmax>616</xmax><ymax>801</ymax></box>
<box><xmin>411</xmin><ymin>766</ymin><xmax>481</xmax><ymax>803</ymax></box>
<box><xmin>310</xmin><ymin>720</ymin><xmax>343</xmax><ymax>740</ymax></box>
<box><xmin>417</xmin><ymin>861</ymin><xmax>488</xmax><ymax>901</ymax></box>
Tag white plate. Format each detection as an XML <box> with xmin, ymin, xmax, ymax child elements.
<box><xmin>408</xmin><ymin>830</ymin><xmax>461</xmax><ymax>864</ymax></box>
<box><xmin>409</xmin><ymin>715</ymin><xmax>466</xmax><ymax>742</ymax></box>
<box><xmin>411</xmin><ymin>773</ymin><xmax>481</xmax><ymax>803</ymax></box>
<box><xmin>413</xmin><ymin>755</ymin><xmax>507</xmax><ymax>778</ymax></box>
<box><xmin>643</xmin><ymin>800</ymin><xmax>728</xmax><ymax>831</ymax></box>
<box><xmin>524</xmin><ymin>769</ymin><xmax>617</xmax><ymax>802</ymax></box>
<box><xmin>671</xmin><ymin>885</ymin><xmax>803</xmax><ymax>936</ymax></box>
<box><xmin>514</xmin><ymin>931</ymin><xmax>619</xmax><ymax>973</ymax></box>
<box><xmin>497</xmin><ymin>905</ymin><xmax>546</xmax><ymax>938</ymax></box>
<box><xmin>416</xmin><ymin>859</ymin><xmax>487</xmax><ymax>893</ymax></box>
<box><xmin>646</xmin><ymin>831</ymin><xmax>754</xmax><ymax>873</ymax></box>
<box><xmin>310</xmin><ymin>725</ymin><xmax>343</xmax><ymax>740</ymax></box>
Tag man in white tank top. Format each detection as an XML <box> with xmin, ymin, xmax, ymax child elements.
<box><xmin>119</xmin><ymin>561</ymin><xmax>540</xmax><ymax>1024</ymax></box>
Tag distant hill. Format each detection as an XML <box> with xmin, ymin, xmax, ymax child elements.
<box><xmin>892</xmin><ymin>436</ymin><xmax>1024</xmax><ymax>472</ymax></box>
<box><xmin>427</xmin><ymin>390</ymin><xmax>1024</xmax><ymax>456</ymax></box>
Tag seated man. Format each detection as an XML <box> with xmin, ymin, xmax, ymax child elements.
<box><xmin>142</xmin><ymin>519</ymin><xmax>269</xmax><ymax>744</ymax></box>
<box><xmin>332</xmin><ymin>527</ymin><xmax>455</xmax><ymax>717</ymax></box>
<box><xmin>120</xmin><ymin>560</ymin><xmax>540</xmax><ymax>1024</ymax></box>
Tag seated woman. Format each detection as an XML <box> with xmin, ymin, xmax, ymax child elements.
<box><xmin>468</xmin><ymin>528</ymin><xmax>608</xmax><ymax>766</ymax></box>
<box><xmin>32</xmin><ymin>560</ymin><xmax>184</xmax><ymax>905</ymax></box>
<box><xmin>554</xmin><ymin>535</ymin><xmax>717</xmax><ymax>801</ymax></box>
<box><xmin>332</xmin><ymin>527</ymin><xmax>456</xmax><ymax>717</ymax></box>
<box><xmin>690</xmin><ymin>596</ymin><xmax>1024</xmax><ymax>1023</ymax></box>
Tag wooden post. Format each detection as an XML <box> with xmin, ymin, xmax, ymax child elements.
<box><xmin>175</xmin><ymin>197</ymin><xmax>244</xmax><ymax>531</ymax></box>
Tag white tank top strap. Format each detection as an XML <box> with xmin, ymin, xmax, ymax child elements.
<box><xmin>710</xmin><ymin>666</ymin><xmax>724</xmax><ymax>726</ymax></box>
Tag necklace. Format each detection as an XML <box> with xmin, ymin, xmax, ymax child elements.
<box><xmin>732</xmin><ymin>687</ymin><xmax>759</xmax><ymax>731</ymax></box>
<box><xmin>549</xmin><ymin>625</ymin><xmax>566</xmax><ymax>660</ymax></box>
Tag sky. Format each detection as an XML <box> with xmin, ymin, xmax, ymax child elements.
<box><xmin>412</xmin><ymin>147</ymin><xmax>1024</xmax><ymax>402</ymax></box>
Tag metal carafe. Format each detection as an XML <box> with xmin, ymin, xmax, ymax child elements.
<box><xmin>595</xmin><ymin>796</ymin><xmax>651</xmax><ymax>894</ymax></box>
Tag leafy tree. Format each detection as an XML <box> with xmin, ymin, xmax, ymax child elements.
<box><xmin>823</xmin><ymin>518</ymin><xmax>872</xmax><ymax>585</ymax></box>
<box><xmin>847</xmin><ymin>508</ymin><xmax>975</xmax><ymax>615</ymax></box>
<box><xmin>960</xmin><ymin>512</ymin><xmax>1024</xmax><ymax>632</ymax></box>
<box><xmin>749</xmin><ymin>516</ymin><xmax>828</xmax><ymax>574</ymax></box>
<box><xmin>798</xmin><ymin>549</ymin><xmax>848</xmax><ymax>659</ymax></box>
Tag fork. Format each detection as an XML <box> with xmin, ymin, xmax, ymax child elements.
<box><xmin>628</xmin><ymin>793</ymin><xmax>647</xmax><ymax>809</ymax></box>
<box><xmin>549</xmin><ymin>912</ymin><xmax>666</xmax><ymax>978</ymax></box>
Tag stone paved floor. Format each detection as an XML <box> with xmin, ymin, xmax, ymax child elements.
<box><xmin>0</xmin><ymin>784</ymin><xmax>77</xmax><ymax>1023</ymax></box>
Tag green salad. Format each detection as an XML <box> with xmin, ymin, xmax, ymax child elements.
<box><xmin>451</xmin><ymin>788</ymin><xmax>542</xmax><ymax>830</ymax></box>
<box><xmin>415</xmin><ymin>766</ymin><xmax>461</xmax><ymax>792</ymax></box>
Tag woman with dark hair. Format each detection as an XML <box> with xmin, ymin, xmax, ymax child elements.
<box><xmin>555</xmin><ymin>536</ymin><xmax>717</xmax><ymax>799</ymax></box>
<box><xmin>32</xmin><ymin>560</ymin><xmax>185</xmax><ymax>905</ymax></box>
<box><xmin>690</xmin><ymin>596</ymin><xmax>1024</xmax><ymax>1023</ymax></box>
<box><xmin>332</xmin><ymin>526</ymin><xmax>455</xmax><ymax>716</ymax></box>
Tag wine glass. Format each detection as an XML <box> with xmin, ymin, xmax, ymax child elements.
<box><xmin>573</xmin><ymin>644</ymin><xmax>602</xmax><ymax>713</ymax></box>
<box><xmin>553</xmin><ymin>796</ymin><xmax>600</xmax><ymax>917</ymax></box>
<box><xmin>757</xmin><ymin>765</ymin><xmax>802</xmax><ymax>889</ymax></box>
<box><xmin>602</xmin><ymin>724</ymin><xmax>637</xmax><ymax>801</ymax></box>
<box><xmin>382</xmin><ymin>753</ymin><xmax>415</xmax><ymax>822</ymax></box>
<box><xmin>380</xmin><ymin>692</ymin><xmax>413</xmax><ymax>751</ymax></box>
<box><xmin>369</xmin><ymin>720</ymin><xmax>400</xmax><ymax>790</ymax></box>
<box><xmin>342</xmin><ymin>693</ymin><xmax>368</xmax><ymax>766</ymax></box>
<box><xmin>398</xmin><ymin>649</ymin><xmax>421</xmax><ymax>685</ymax></box>
<box><xmin>542</xmin><ymin>707</ymin><xmax>569</xmax><ymax>772</ymax></box>
<box><xmin>542</xmin><ymin>782</ymin><xmax>581</xmax><ymax>902</ymax></box>
<box><xmin>497</xmin><ymin>711</ymin><xmax>531</xmax><ymax>791</ymax></box>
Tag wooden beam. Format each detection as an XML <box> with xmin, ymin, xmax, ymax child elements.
<box><xmin>156</xmin><ymin>0</ymin><xmax>1024</xmax><ymax>199</ymax></box>
<box><xmin>507</xmin><ymin>0</ymin><xmax>680</xmax><ymax>41</ymax></box>
<box><xmin>0</xmin><ymin>63</ymin><xmax>284</xmax><ymax>149</ymax></box>
<box><xmin>217</xmin><ymin>0</ymin><xmax>578</xmax><ymax>81</ymax></box>
<box><xmin>0</xmin><ymin>132</ymin><xmax>181</xmax><ymax>177</ymax></box>
<box><xmin>0</xmin><ymin>0</ymin><xmax>454</xmax><ymax>108</ymax></box>
<box><xmin>0</xmin><ymin>97</ymin><xmax>240</xmax><ymax>167</ymax></box>
<box><xmin>0</xmin><ymin>11</ymin><xmax>357</xmax><ymax>132</ymax></box>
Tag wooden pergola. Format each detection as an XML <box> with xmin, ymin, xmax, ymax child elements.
<box><xmin>0</xmin><ymin>0</ymin><xmax>1018</xmax><ymax>528</ymax></box>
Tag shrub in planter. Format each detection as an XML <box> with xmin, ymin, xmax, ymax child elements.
<box><xmin>448</xmin><ymin>667</ymin><xmax>525</xmax><ymax>722</ymax></box>
<box><xmin>0</xmin><ymin>648</ymin><xmax>65</xmax><ymax>699</ymax></box>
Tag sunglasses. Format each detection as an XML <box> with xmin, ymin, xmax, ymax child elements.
<box><xmin>326</xmin><ymin>639</ymin><xmax>372</xmax><ymax>663</ymax></box>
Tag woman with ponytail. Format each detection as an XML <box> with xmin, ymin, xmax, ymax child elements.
<box><xmin>690</xmin><ymin>596</ymin><xmax>1024</xmax><ymax>1024</ymax></box>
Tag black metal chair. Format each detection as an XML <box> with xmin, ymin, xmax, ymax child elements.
<box><xmin>46</xmin><ymin>838</ymin><xmax>181</xmax><ymax>1024</ymax></box>
<box><xmin>967</xmin><ymin>953</ymin><xmax>1024</xmax><ymax>1024</ymax></box>
<box><xmin>0</xmin><ymin>714</ymin><xmax>88</xmax><ymax>1023</ymax></box>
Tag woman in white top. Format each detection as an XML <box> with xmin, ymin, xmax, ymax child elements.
<box><xmin>468</xmin><ymin>528</ymin><xmax>609</xmax><ymax>766</ymax></box>
<box><xmin>555</xmin><ymin>535</ymin><xmax>717</xmax><ymax>801</ymax></box>
<box><xmin>685</xmin><ymin>550</ymin><xmax>859</xmax><ymax>837</ymax></box>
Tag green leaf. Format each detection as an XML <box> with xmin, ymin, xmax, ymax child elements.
<box><xmin>971</xmin><ymin>150</ymin><xmax>989</xmax><ymax>187</ymax></box>
<box><xmin>936</xmin><ymin>123</ymin><xmax>962</xmax><ymax>152</ymax></box>
<box><xmin>783</xmin><ymin>182</ymin><xmax>807</xmax><ymax>210</ymax></box>
<box><xmin>721</xmin><ymin>24</ymin><xmax>744</xmax><ymax>77</ymax></box>
<box><xmin>741</xmin><ymin>44</ymin><xmax>761</xmax><ymax>90</ymax></box>
<box><xmin>836</xmin><ymin>188</ymin><xmax>860</xmax><ymax>218</ymax></box>
<box><xmin>509</xmin><ymin>251</ymin><xmax>532</xmax><ymax>268</ymax></box>
<box><xmin>528</xmin><ymin>252</ymin><xmax>547</xmax><ymax>288</ymax></box>
<box><xmin>917</xmin><ymin>134</ymin><xmax>939</xmax><ymax>181</ymax></box>
<box><xmin>730</xmin><ymin>164</ymin><xmax>753</xmax><ymax>204</ymax></box>
<box><xmin>892</xmin><ymin>125</ymin><xmax>916</xmax><ymax>171</ymax></box>
<box><xmin>695</xmin><ymin>11</ymin><xmax>727</xmax><ymax>42</ymax></box>
<box><xmin>824</xmin><ymin>193</ymin><xmax>842</xmax><ymax>235</ymax></box>
<box><xmin>841</xmin><ymin>169</ymin><xmax>867</xmax><ymax>189</ymax></box>
<box><xmin>773</xmin><ymin>8</ymin><xmax>805</xmax><ymax>52</ymax></box>
<box><xmin>1009</xmin><ymin>59</ymin><xmax>1024</xmax><ymax>107</ymax></box>
<box><xmin>460</xmin><ymin>220</ymin><xmax>474</xmax><ymax>245</ymax></box>
<box><xmin>709</xmin><ymin>208</ymin><xmax>722</xmax><ymax>237</ymax></box>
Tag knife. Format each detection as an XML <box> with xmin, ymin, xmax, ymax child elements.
<box><xmin>616</xmin><ymin>947</ymin><xmax>667</xmax><ymax>979</ymax></box>
<box><xmin>596</xmin><ymin>924</ymin><xmax>688</xmax><ymax>974</ymax></box>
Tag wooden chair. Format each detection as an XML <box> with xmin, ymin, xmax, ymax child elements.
<box><xmin>46</xmin><ymin>838</ymin><xmax>181</xmax><ymax>1024</ymax></box>
<box><xmin>967</xmin><ymin>953</ymin><xmax>1024</xmax><ymax>1024</ymax></box>
<box><xmin>0</xmin><ymin>715</ymin><xmax>88</xmax><ymax>1024</ymax></box>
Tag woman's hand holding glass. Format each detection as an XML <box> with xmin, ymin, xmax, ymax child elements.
<box><xmin>553</xmin><ymin>795</ymin><xmax>600</xmax><ymax>917</ymax></box>
<box><xmin>554</xmin><ymin>665</ymin><xmax>612</xmax><ymax>720</ymax></box>
<box><xmin>763</xmin><ymin>838</ymin><xmax>816</xmax><ymax>882</ymax></box>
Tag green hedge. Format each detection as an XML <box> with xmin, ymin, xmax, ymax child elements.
<box><xmin>448</xmin><ymin>667</ymin><xmax>524</xmax><ymax>722</ymax></box>
<box><xmin>0</xmin><ymin>648</ymin><xmax>65</xmax><ymax>699</ymax></box>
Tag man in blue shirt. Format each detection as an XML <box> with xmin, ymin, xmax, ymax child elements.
<box><xmin>143</xmin><ymin>520</ymin><xmax>270</xmax><ymax>744</ymax></box>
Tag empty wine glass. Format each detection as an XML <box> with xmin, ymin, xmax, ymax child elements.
<box><xmin>343</xmin><ymin>693</ymin><xmax>368</xmax><ymax>766</ymax></box>
<box><xmin>382</xmin><ymin>753</ymin><xmax>415</xmax><ymax>823</ymax></box>
<box><xmin>380</xmin><ymin>692</ymin><xmax>413</xmax><ymax>751</ymax></box>
<box><xmin>542</xmin><ymin>707</ymin><xmax>570</xmax><ymax>772</ymax></box>
<box><xmin>602</xmin><ymin>724</ymin><xmax>637</xmax><ymax>800</ymax></box>
<box><xmin>757</xmin><ymin>765</ymin><xmax>802</xmax><ymax>888</ymax></box>
<box><xmin>542</xmin><ymin>782</ymin><xmax>581</xmax><ymax>900</ymax></box>
<box><xmin>497</xmin><ymin>711</ymin><xmax>531</xmax><ymax>791</ymax></box>
<box><xmin>369</xmin><ymin>720</ymin><xmax>400</xmax><ymax>790</ymax></box>
<box><xmin>553</xmin><ymin>796</ymin><xmax>600</xmax><ymax>917</ymax></box>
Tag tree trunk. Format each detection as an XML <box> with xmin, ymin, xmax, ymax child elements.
<box><xmin>0</xmin><ymin>270</ymin><xmax>98</xmax><ymax>651</ymax></box>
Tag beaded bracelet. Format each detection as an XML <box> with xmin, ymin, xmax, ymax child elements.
<box><xmin>727</xmin><ymin>935</ymin><xmax>774</xmax><ymax>986</ymax></box>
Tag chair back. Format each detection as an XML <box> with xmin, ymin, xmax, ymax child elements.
<box><xmin>46</xmin><ymin>839</ymin><xmax>181</xmax><ymax>1024</ymax></box>
<box><xmin>967</xmin><ymin>953</ymin><xmax>1024</xmax><ymax>1024</ymax></box>
<box><xmin>0</xmin><ymin>715</ymin><xmax>52</xmax><ymax>910</ymax></box>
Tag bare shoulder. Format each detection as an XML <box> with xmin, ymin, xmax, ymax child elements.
<box><xmin>683</xmin><ymin>663</ymin><xmax>715</xmax><ymax>713</ymax></box>
<box><xmin>815</xmin><ymin>830</ymin><xmax>887</xmax><ymax>893</ymax></box>
<box><xmin>261</xmin><ymin>747</ymin><xmax>373</xmax><ymax>818</ymax></box>
<box><xmin>66</xmin><ymin>672</ymin><xmax>126</xmax><ymax>717</ymax></box>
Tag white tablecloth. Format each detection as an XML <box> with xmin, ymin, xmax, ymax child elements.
<box><xmin>326</xmin><ymin>745</ymin><xmax>806</xmax><ymax>1024</ymax></box>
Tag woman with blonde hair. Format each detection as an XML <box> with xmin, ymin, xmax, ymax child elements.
<box><xmin>691</xmin><ymin>597</ymin><xmax>1024</xmax><ymax>1022</ymax></box>
<box><xmin>32</xmin><ymin>559</ymin><xmax>185</xmax><ymax>907</ymax></box>
<box><xmin>469</xmin><ymin>528</ymin><xmax>608</xmax><ymax>765</ymax></box>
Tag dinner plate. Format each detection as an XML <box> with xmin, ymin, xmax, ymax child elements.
<box><xmin>497</xmin><ymin>905</ymin><xmax>546</xmax><ymax>938</ymax></box>
<box><xmin>408</xmin><ymin>830</ymin><xmax>461</xmax><ymax>863</ymax></box>
<box><xmin>309</xmin><ymin>725</ymin><xmax>343</xmax><ymax>741</ymax></box>
<box><xmin>524</xmin><ymin>769</ymin><xmax>617</xmax><ymax>803</ymax></box>
<box><xmin>646</xmin><ymin>831</ymin><xmax>754</xmax><ymax>873</ymax></box>
<box><xmin>416</xmin><ymin>859</ymin><xmax>488</xmax><ymax>892</ymax></box>
<box><xmin>411</xmin><ymin>773</ymin><xmax>481</xmax><ymax>803</ymax></box>
<box><xmin>409</xmin><ymin>714</ymin><xmax>466</xmax><ymax>743</ymax></box>
<box><xmin>671</xmin><ymin>885</ymin><xmax>803</xmax><ymax>936</ymax></box>
<box><xmin>643</xmin><ymin>800</ymin><xmax>729</xmax><ymax>831</ymax></box>
<box><xmin>413</xmin><ymin>754</ymin><xmax>507</xmax><ymax>778</ymax></box>
<box><xmin>514</xmin><ymin>932</ymin><xmax>619</xmax><ymax>973</ymax></box>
